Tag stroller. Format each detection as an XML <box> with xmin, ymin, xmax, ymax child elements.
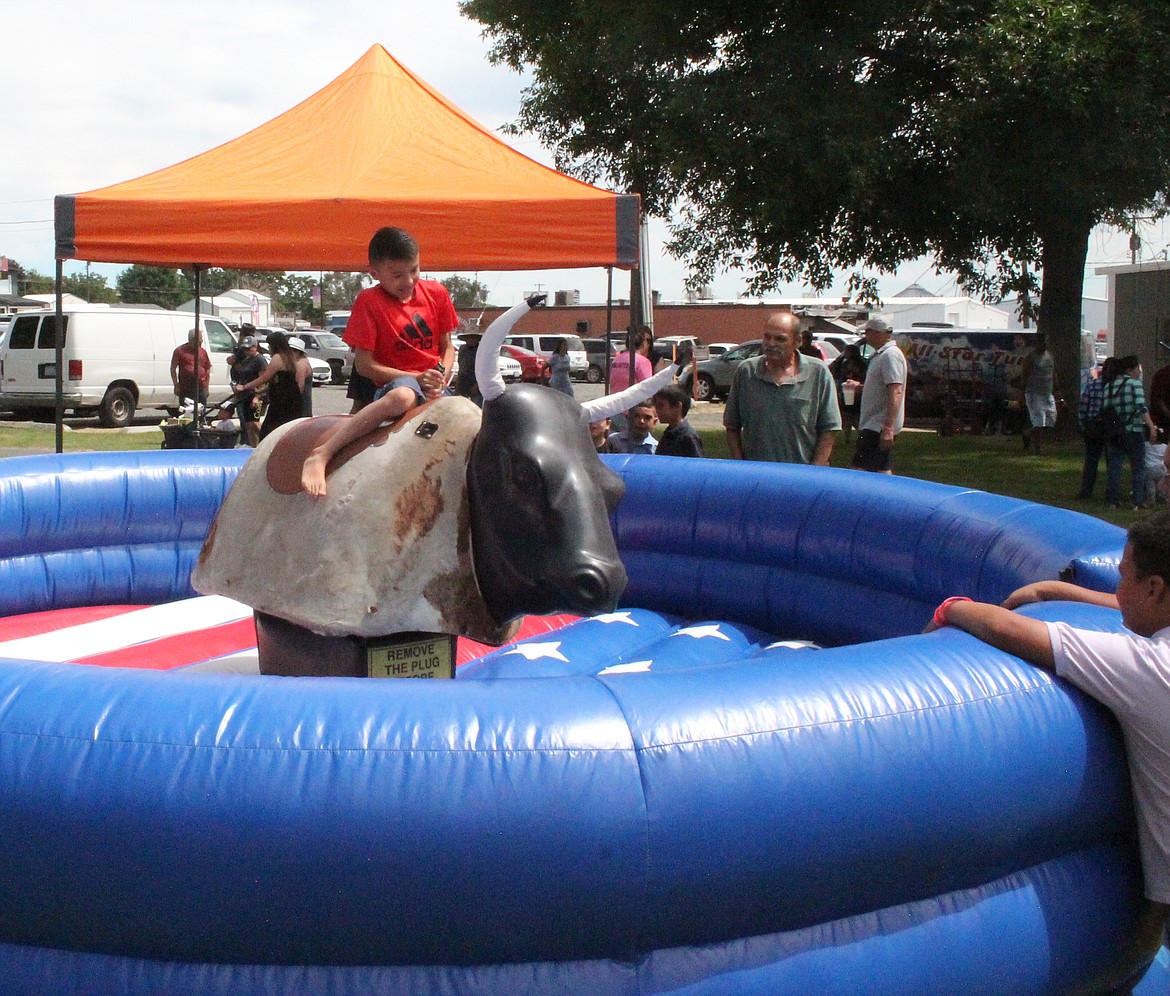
<box><xmin>160</xmin><ymin>398</ymin><xmax>242</xmax><ymax>450</ymax></box>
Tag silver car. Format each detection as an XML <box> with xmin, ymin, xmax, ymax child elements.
<box><xmin>296</xmin><ymin>330</ymin><xmax>353</xmax><ymax>384</ymax></box>
<box><xmin>677</xmin><ymin>340</ymin><xmax>762</xmax><ymax>402</ymax></box>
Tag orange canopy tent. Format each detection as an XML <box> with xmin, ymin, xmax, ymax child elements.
<box><xmin>54</xmin><ymin>44</ymin><xmax>639</xmax><ymax>273</ymax></box>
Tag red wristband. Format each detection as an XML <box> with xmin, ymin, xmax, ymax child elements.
<box><xmin>933</xmin><ymin>596</ymin><xmax>973</xmax><ymax>627</ymax></box>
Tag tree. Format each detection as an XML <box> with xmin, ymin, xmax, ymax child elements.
<box><xmin>278</xmin><ymin>274</ymin><xmax>319</xmax><ymax>325</ymax></box>
<box><xmin>61</xmin><ymin>272</ymin><xmax>119</xmax><ymax>304</ymax></box>
<box><xmin>320</xmin><ymin>271</ymin><xmax>368</xmax><ymax>314</ymax></box>
<box><xmin>463</xmin><ymin>0</ymin><xmax>1170</xmax><ymax>411</ymax></box>
<box><xmin>116</xmin><ymin>265</ymin><xmax>191</xmax><ymax>310</ymax></box>
<box><xmin>441</xmin><ymin>275</ymin><xmax>489</xmax><ymax>310</ymax></box>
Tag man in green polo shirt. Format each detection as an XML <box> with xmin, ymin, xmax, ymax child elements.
<box><xmin>724</xmin><ymin>311</ymin><xmax>841</xmax><ymax>464</ymax></box>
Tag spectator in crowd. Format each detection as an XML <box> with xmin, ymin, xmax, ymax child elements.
<box><xmin>610</xmin><ymin>327</ymin><xmax>654</xmax><ymax>394</ymax></box>
<box><xmin>548</xmin><ymin>339</ymin><xmax>575</xmax><ymax>397</ymax></box>
<box><xmin>1076</xmin><ymin>356</ymin><xmax>1113</xmax><ymax>500</ymax></box>
<box><xmin>1104</xmin><ymin>354</ymin><xmax>1157</xmax><ymax>510</ymax></box>
<box><xmin>230</xmin><ymin>334</ymin><xmax>268</xmax><ymax>446</ymax></box>
<box><xmin>654</xmin><ymin>383</ymin><xmax>704</xmax><ymax>458</ymax></box>
<box><xmin>1145</xmin><ymin>428</ymin><xmax>1167</xmax><ymax>507</ymax></box>
<box><xmin>798</xmin><ymin>326</ymin><xmax>821</xmax><ymax>359</ymax></box>
<box><xmin>454</xmin><ymin>331</ymin><xmax>483</xmax><ymax>406</ymax></box>
<box><xmin>852</xmin><ymin>318</ymin><xmax>907</xmax><ymax>474</ymax></box>
<box><xmin>830</xmin><ymin>343</ymin><xmax>868</xmax><ymax>444</ymax></box>
<box><xmin>609</xmin><ymin>326</ymin><xmax>655</xmax><ymax>432</ymax></box>
<box><xmin>608</xmin><ymin>399</ymin><xmax>658</xmax><ymax>454</ymax></box>
<box><xmin>589</xmin><ymin>416</ymin><xmax>614</xmax><ymax>454</ymax></box>
<box><xmin>724</xmin><ymin>311</ymin><xmax>840</xmax><ymax>465</ymax></box>
<box><xmin>234</xmin><ymin>332</ymin><xmax>313</xmax><ymax>442</ymax></box>
<box><xmin>925</xmin><ymin>510</ymin><xmax>1170</xmax><ymax>915</ymax></box>
<box><xmin>170</xmin><ymin>328</ymin><xmax>211</xmax><ymax>409</ymax></box>
<box><xmin>1149</xmin><ymin>358</ymin><xmax>1170</xmax><ymax>435</ymax></box>
<box><xmin>1021</xmin><ymin>332</ymin><xmax>1062</xmax><ymax>455</ymax></box>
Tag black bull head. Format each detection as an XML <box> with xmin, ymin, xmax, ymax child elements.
<box><xmin>466</xmin><ymin>296</ymin><xmax>675</xmax><ymax>626</ymax></box>
<box><xmin>468</xmin><ymin>383</ymin><xmax>627</xmax><ymax>623</ymax></box>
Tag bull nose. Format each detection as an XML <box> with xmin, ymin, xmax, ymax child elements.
<box><xmin>561</xmin><ymin>564</ymin><xmax>623</xmax><ymax>613</ymax></box>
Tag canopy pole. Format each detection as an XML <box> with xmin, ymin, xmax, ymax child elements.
<box><xmin>54</xmin><ymin>261</ymin><xmax>64</xmax><ymax>454</ymax></box>
<box><xmin>604</xmin><ymin>267</ymin><xmax>613</xmax><ymax>391</ymax></box>
<box><xmin>192</xmin><ymin>267</ymin><xmax>203</xmax><ymax>438</ymax></box>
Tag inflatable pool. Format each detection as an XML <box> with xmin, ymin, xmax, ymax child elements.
<box><xmin>0</xmin><ymin>449</ymin><xmax>1165</xmax><ymax>994</ymax></box>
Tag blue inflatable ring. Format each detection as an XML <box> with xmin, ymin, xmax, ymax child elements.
<box><xmin>0</xmin><ymin>449</ymin><xmax>1164</xmax><ymax>994</ymax></box>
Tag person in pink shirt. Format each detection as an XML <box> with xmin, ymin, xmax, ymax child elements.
<box><xmin>609</xmin><ymin>327</ymin><xmax>654</xmax><ymax>393</ymax></box>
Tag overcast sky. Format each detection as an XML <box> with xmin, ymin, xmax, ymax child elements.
<box><xmin>1</xmin><ymin>0</ymin><xmax>1161</xmax><ymax>308</ymax></box>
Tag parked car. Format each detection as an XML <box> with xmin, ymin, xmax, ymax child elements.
<box><xmin>497</xmin><ymin>348</ymin><xmax>523</xmax><ymax>382</ymax></box>
<box><xmin>808</xmin><ymin>336</ymin><xmax>842</xmax><ymax>363</ymax></box>
<box><xmin>296</xmin><ymin>330</ymin><xmax>352</xmax><ymax>383</ymax></box>
<box><xmin>503</xmin><ymin>333</ymin><xmax>588</xmax><ymax>379</ymax></box>
<box><xmin>677</xmin><ymin>340</ymin><xmax>762</xmax><ymax>403</ymax></box>
<box><xmin>706</xmin><ymin>342</ymin><xmax>737</xmax><ymax>357</ymax></box>
<box><xmin>581</xmin><ymin>338</ymin><xmax>612</xmax><ymax>384</ymax></box>
<box><xmin>500</xmin><ymin>343</ymin><xmax>550</xmax><ymax>383</ymax></box>
<box><xmin>653</xmin><ymin>335</ymin><xmax>708</xmax><ymax>367</ymax></box>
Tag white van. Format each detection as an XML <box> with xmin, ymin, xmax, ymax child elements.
<box><xmin>0</xmin><ymin>307</ymin><xmax>237</xmax><ymax>427</ymax></box>
<box><xmin>502</xmin><ymin>333</ymin><xmax>587</xmax><ymax>379</ymax></box>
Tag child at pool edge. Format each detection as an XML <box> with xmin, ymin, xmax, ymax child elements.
<box><xmin>653</xmin><ymin>383</ymin><xmax>704</xmax><ymax>458</ymax></box>
<box><xmin>926</xmin><ymin>508</ymin><xmax>1170</xmax><ymax>914</ymax></box>
<box><xmin>303</xmin><ymin>227</ymin><xmax>456</xmax><ymax>497</ymax></box>
<box><xmin>590</xmin><ymin>416</ymin><xmax>614</xmax><ymax>454</ymax></box>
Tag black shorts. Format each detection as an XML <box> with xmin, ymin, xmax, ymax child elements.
<box><xmin>852</xmin><ymin>429</ymin><xmax>891</xmax><ymax>472</ymax></box>
<box><xmin>346</xmin><ymin>370</ymin><xmax>377</xmax><ymax>407</ymax></box>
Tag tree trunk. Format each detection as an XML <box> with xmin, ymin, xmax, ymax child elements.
<box><xmin>1037</xmin><ymin>218</ymin><xmax>1092</xmax><ymax>434</ymax></box>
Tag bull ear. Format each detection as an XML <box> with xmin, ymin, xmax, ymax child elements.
<box><xmin>581</xmin><ymin>364</ymin><xmax>676</xmax><ymax>422</ymax></box>
<box><xmin>475</xmin><ymin>300</ymin><xmax>532</xmax><ymax>402</ymax></box>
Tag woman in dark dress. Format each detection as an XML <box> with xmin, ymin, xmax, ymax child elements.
<box><xmin>234</xmin><ymin>332</ymin><xmax>314</xmax><ymax>441</ymax></box>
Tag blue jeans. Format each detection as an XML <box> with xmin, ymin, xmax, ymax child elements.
<box><xmin>1078</xmin><ymin>434</ymin><xmax>1105</xmax><ymax>497</ymax></box>
<box><xmin>373</xmin><ymin>376</ymin><xmax>452</xmax><ymax>406</ymax></box>
<box><xmin>1105</xmin><ymin>429</ymin><xmax>1147</xmax><ymax>505</ymax></box>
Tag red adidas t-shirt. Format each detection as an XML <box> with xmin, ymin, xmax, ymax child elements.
<box><xmin>343</xmin><ymin>280</ymin><xmax>458</xmax><ymax>383</ymax></box>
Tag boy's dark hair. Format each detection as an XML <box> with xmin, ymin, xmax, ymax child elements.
<box><xmin>1129</xmin><ymin>510</ymin><xmax>1170</xmax><ymax>581</ymax></box>
<box><xmin>368</xmin><ymin>227</ymin><xmax>419</xmax><ymax>264</ymax></box>
<box><xmin>629</xmin><ymin>398</ymin><xmax>656</xmax><ymax>414</ymax></box>
<box><xmin>655</xmin><ymin>383</ymin><xmax>691</xmax><ymax>416</ymax></box>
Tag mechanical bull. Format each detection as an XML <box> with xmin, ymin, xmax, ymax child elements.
<box><xmin>192</xmin><ymin>298</ymin><xmax>674</xmax><ymax>672</ymax></box>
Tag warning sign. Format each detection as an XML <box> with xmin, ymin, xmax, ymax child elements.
<box><xmin>366</xmin><ymin>633</ymin><xmax>455</xmax><ymax>680</ymax></box>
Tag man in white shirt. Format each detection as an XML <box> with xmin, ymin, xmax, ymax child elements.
<box><xmin>853</xmin><ymin>318</ymin><xmax>907</xmax><ymax>474</ymax></box>
<box><xmin>928</xmin><ymin>510</ymin><xmax>1170</xmax><ymax>908</ymax></box>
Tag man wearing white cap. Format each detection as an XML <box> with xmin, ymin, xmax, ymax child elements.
<box><xmin>853</xmin><ymin>318</ymin><xmax>907</xmax><ymax>474</ymax></box>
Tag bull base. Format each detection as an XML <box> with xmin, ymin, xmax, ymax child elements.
<box><xmin>255</xmin><ymin>611</ymin><xmax>456</xmax><ymax>679</ymax></box>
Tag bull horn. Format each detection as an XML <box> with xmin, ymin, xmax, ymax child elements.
<box><xmin>475</xmin><ymin>294</ymin><xmax>547</xmax><ymax>402</ymax></box>
<box><xmin>581</xmin><ymin>364</ymin><xmax>677</xmax><ymax>422</ymax></box>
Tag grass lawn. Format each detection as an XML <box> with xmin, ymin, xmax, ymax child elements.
<box><xmin>0</xmin><ymin>425</ymin><xmax>165</xmax><ymax>453</ymax></box>
<box><xmin>692</xmin><ymin>426</ymin><xmax>1145</xmax><ymax>530</ymax></box>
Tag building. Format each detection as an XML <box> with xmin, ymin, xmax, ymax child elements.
<box><xmin>879</xmin><ymin>283</ymin><xmax>1011</xmax><ymax>329</ymax></box>
<box><xmin>1095</xmin><ymin>261</ymin><xmax>1170</xmax><ymax>378</ymax></box>
<box><xmin>474</xmin><ymin>289</ymin><xmax>1007</xmax><ymax>346</ymax></box>
<box><xmin>178</xmin><ymin>289</ymin><xmax>272</xmax><ymax>327</ymax></box>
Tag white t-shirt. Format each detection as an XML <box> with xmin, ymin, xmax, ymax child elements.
<box><xmin>1047</xmin><ymin>620</ymin><xmax>1170</xmax><ymax>902</ymax></box>
<box><xmin>859</xmin><ymin>340</ymin><xmax>907</xmax><ymax>433</ymax></box>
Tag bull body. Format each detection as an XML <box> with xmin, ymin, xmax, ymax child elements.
<box><xmin>194</xmin><ymin>388</ymin><xmax>627</xmax><ymax>645</ymax></box>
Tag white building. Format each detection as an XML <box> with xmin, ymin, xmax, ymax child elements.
<box><xmin>179</xmin><ymin>289</ymin><xmax>272</xmax><ymax>326</ymax></box>
<box><xmin>872</xmin><ymin>284</ymin><xmax>1011</xmax><ymax>329</ymax></box>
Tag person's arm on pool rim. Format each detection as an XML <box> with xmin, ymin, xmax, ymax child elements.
<box><xmin>927</xmin><ymin>596</ymin><xmax>1057</xmax><ymax>671</ymax></box>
